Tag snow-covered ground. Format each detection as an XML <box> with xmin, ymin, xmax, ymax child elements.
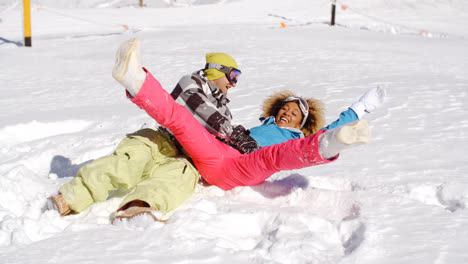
<box><xmin>1</xmin><ymin>0</ymin><xmax>467</xmax><ymax>263</ymax></box>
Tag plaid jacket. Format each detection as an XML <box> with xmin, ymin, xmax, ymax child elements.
<box><xmin>170</xmin><ymin>70</ymin><xmax>233</xmax><ymax>139</ymax></box>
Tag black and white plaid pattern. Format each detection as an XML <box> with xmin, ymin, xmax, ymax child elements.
<box><xmin>170</xmin><ymin>70</ymin><xmax>233</xmax><ymax>140</ymax></box>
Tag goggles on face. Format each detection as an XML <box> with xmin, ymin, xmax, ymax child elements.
<box><xmin>205</xmin><ymin>63</ymin><xmax>242</xmax><ymax>84</ymax></box>
<box><xmin>283</xmin><ymin>96</ymin><xmax>309</xmax><ymax>129</ymax></box>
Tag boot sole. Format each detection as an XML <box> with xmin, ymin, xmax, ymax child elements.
<box><xmin>48</xmin><ymin>195</ymin><xmax>71</xmax><ymax>216</ymax></box>
<box><xmin>111</xmin><ymin>209</ymin><xmax>166</xmax><ymax>224</ymax></box>
<box><xmin>112</xmin><ymin>38</ymin><xmax>139</xmax><ymax>82</ymax></box>
<box><xmin>336</xmin><ymin>120</ymin><xmax>371</xmax><ymax>146</ymax></box>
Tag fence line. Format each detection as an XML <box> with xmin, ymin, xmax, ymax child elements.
<box><xmin>31</xmin><ymin>2</ymin><xmax>137</xmax><ymax>32</ymax></box>
<box><xmin>332</xmin><ymin>0</ymin><xmax>459</xmax><ymax>38</ymax></box>
<box><xmin>3</xmin><ymin>1</ymin><xmax>462</xmax><ymax>39</ymax></box>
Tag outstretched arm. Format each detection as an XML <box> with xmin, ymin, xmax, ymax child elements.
<box><xmin>322</xmin><ymin>86</ymin><xmax>387</xmax><ymax>130</ymax></box>
<box><xmin>322</xmin><ymin>108</ymin><xmax>359</xmax><ymax>130</ymax></box>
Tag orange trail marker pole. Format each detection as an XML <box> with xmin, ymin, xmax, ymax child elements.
<box><xmin>23</xmin><ymin>0</ymin><xmax>32</xmax><ymax>46</ymax></box>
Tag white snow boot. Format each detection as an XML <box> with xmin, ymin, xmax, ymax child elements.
<box><xmin>319</xmin><ymin>119</ymin><xmax>371</xmax><ymax>159</ymax></box>
<box><xmin>112</xmin><ymin>38</ymin><xmax>146</xmax><ymax>97</ymax></box>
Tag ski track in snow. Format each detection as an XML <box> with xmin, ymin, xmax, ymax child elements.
<box><xmin>1</xmin><ymin>0</ymin><xmax>468</xmax><ymax>263</ymax></box>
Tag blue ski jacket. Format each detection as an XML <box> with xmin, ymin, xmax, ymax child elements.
<box><xmin>249</xmin><ymin>108</ymin><xmax>359</xmax><ymax>147</ymax></box>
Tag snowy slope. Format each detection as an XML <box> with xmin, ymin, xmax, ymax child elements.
<box><xmin>1</xmin><ymin>0</ymin><xmax>468</xmax><ymax>263</ymax></box>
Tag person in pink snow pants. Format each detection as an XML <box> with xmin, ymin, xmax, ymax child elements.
<box><xmin>113</xmin><ymin>39</ymin><xmax>382</xmax><ymax>191</ymax></box>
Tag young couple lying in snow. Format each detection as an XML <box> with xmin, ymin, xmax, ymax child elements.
<box><xmin>48</xmin><ymin>38</ymin><xmax>386</xmax><ymax>223</ymax></box>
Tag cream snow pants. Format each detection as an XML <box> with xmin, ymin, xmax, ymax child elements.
<box><xmin>59</xmin><ymin>129</ymin><xmax>199</xmax><ymax>215</ymax></box>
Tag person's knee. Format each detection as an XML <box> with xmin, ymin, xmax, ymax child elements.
<box><xmin>124</xmin><ymin>130</ymin><xmax>179</xmax><ymax>159</ymax></box>
<box><xmin>115</xmin><ymin>138</ymin><xmax>153</xmax><ymax>162</ymax></box>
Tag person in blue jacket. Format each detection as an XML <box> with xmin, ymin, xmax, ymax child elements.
<box><xmin>113</xmin><ymin>36</ymin><xmax>387</xmax><ymax>193</ymax></box>
<box><xmin>228</xmin><ymin>87</ymin><xmax>386</xmax><ymax>153</ymax></box>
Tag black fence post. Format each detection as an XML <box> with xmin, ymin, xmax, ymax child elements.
<box><xmin>331</xmin><ymin>0</ymin><xmax>336</xmax><ymax>26</ymax></box>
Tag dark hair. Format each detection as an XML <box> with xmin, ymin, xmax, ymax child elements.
<box><xmin>260</xmin><ymin>90</ymin><xmax>326</xmax><ymax>136</ymax></box>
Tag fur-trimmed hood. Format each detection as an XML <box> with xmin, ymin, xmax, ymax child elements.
<box><xmin>260</xmin><ymin>90</ymin><xmax>326</xmax><ymax>137</ymax></box>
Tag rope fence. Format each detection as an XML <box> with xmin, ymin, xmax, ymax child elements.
<box><xmin>1</xmin><ymin>1</ymin><xmax>143</xmax><ymax>33</ymax></box>
<box><xmin>270</xmin><ymin>0</ymin><xmax>460</xmax><ymax>39</ymax></box>
<box><xmin>2</xmin><ymin>1</ymin><xmax>463</xmax><ymax>45</ymax></box>
<box><xmin>331</xmin><ymin>0</ymin><xmax>457</xmax><ymax>38</ymax></box>
<box><xmin>31</xmin><ymin>1</ymin><xmax>137</xmax><ymax>32</ymax></box>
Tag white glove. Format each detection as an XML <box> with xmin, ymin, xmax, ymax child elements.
<box><xmin>349</xmin><ymin>86</ymin><xmax>386</xmax><ymax>119</ymax></box>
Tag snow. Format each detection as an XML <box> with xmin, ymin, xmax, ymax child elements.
<box><xmin>1</xmin><ymin>0</ymin><xmax>468</xmax><ymax>263</ymax></box>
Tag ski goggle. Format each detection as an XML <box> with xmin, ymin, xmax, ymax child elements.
<box><xmin>205</xmin><ymin>63</ymin><xmax>242</xmax><ymax>84</ymax></box>
<box><xmin>283</xmin><ymin>96</ymin><xmax>309</xmax><ymax>129</ymax></box>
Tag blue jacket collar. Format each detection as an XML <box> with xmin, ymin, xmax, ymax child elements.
<box><xmin>260</xmin><ymin>117</ymin><xmax>304</xmax><ymax>138</ymax></box>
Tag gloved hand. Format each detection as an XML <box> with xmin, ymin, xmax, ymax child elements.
<box><xmin>350</xmin><ymin>86</ymin><xmax>387</xmax><ymax>118</ymax></box>
<box><xmin>228</xmin><ymin>125</ymin><xmax>261</xmax><ymax>154</ymax></box>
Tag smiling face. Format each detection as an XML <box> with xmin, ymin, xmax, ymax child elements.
<box><xmin>275</xmin><ymin>101</ymin><xmax>303</xmax><ymax>129</ymax></box>
<box><xmin>210</xmin><ymin>75</ymin><xmax>236</xmax><ymax>94</ymax></box>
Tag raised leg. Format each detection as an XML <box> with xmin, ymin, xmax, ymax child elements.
<box><xmin>112</xmin><ymin>37</ymin><xmax>146</xmax><ymax>97</ymax></box>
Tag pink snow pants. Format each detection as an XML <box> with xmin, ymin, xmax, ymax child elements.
<box><xmin>129</xmin><ymin>71</ymin><xmax>336</xmax><ymax>190</ymax></box>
